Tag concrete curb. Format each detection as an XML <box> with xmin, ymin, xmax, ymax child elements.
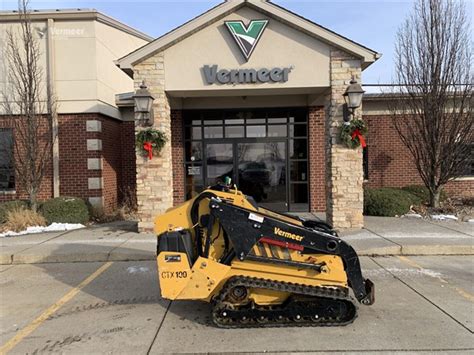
<box><xmin>1</xmin><ymin>244</ymin><xmax>473</xmax><ymax>265</ymax></box>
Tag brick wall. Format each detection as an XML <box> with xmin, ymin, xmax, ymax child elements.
<box><xmin>1</xmin><ymin>113</ymin><xmax>137</xmax><ymax>211</ymax></box>
<box><xmin>364</xmin><ymin>114</ymin><xmax>473</xmax><ymax>198</ymax></box>
<box><xmin>308</xmin><ymin>106</ymin><xmax>326</xmax><ymax>212</ymax></box>
<box><xmin>171</xmin><ymin>110</ymin><xmax>185</xmax><ymax>206</ymax></box>
<box><xmin>0</xmin><ymin>116</ymin><xmax>54</xmax><ymax>202</ymax></box>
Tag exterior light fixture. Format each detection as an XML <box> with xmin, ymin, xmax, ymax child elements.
<box><xmin>134</xmin><ymin>81</ymin><xmax>154</xmax><ymax>126</ymax></box>
<box><xmin>343</xmin><ymin>78</ymin><xmax>365</xmax><ymax>122</ymax></box>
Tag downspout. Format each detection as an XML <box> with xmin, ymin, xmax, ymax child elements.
<box><xmin>46</xmin><ymin>18</ymin><xmax>60</xmax><ymax>197</ymax></box>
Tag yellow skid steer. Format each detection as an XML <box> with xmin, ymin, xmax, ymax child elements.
<box><xmin>154</xmin><ymin>183</ymin><xmax>374</xmax><ymax>327</ymax></box>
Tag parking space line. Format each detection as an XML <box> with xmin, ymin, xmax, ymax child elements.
<box><xmin>0</xmin><ymin>261</ymin><xmax>113</xmax><ymax>354</ymax></box>
<box><xmin>397</xmin><ymin>255</ymin><xmax>474</xmax><ymax>302</ymax></box>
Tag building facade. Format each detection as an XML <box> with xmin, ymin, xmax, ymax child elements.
<box><xmin>1</xmin><ymin>1</ymin><xmax>472</xmax><ymax>230</ymax></box>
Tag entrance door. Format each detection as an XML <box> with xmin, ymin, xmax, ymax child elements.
<box><xmin>236</xmin><ymin>141</ymin><xmax>287</xmax><ymax>210</ymax></box>
<box><xmin>204</xmin><ymin>141</ymin><xmax>287</xmax><ymax>211</ymax></box>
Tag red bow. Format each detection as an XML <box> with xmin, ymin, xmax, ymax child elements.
<box><xmin>351</xmin><ymin>129</ymin><xmax>367</xmax><ymax>148</ymax></box>
<box><xmin>143</xmin><ymin>142</ymin><xmax>153</xmax><ymax>160</ymax></box>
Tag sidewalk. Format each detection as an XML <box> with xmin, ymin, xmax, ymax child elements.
<box><xmin>0</xmin><ymin>216</ymin><xmax>472</xmax><ymax>265</ymax></box>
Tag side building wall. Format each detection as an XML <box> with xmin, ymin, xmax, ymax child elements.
<box><xmin>364</xmin><ymin>114</ymin><xmax>473</xmax><ymax>198</ymax></box>
<box><xmin>0</xmin><ymin>114</ymin><xmax>137</xmax><ymax>212</ymax></box>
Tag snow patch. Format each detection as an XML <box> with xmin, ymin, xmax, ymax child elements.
<box><xmin>467</xmin><ymin>219</ymin><xmax>474</xmax><ymax>224</ymax></box>
<box><xmin>403</xmin><ymin>213</ymin><xmax>423</xmax><ymax>219</ymax></box>
<box><xmin>127</xmin><ymin>266</ymin><xmax>150</xmax><ymax>274</ymax></box>
<box><xmin>430</xmin><ymin>214</ymin><xmax>458</xmax><ymax>221</ymax></box>
<box><xmin>365</xmin><ymin>267</ymin><xmax>443</xmax><ymax>278</ymax></box>
<box><xmin>0</xmin><ymin>223</ymin><xmax>85</xmax><ymax>237</ymax></box>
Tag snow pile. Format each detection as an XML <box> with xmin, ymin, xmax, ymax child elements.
<box><xmin>430</xmin><ymin>214</ymin><xmax>458</xmax><ymax>221</ymax></box>
<box><xmin>468</xmin><ymin>219</ymin><xmax>474</xmax><ymax>224</ymax></box>
<box><xmin>403</xmin><ymin>213</ymin><xmax>423</xmax><ymax>219</ymax></box>
<box><xmin>0</xmin><ymin>223</ymin><xmax>85</xmax><ymax>237</ymax></box>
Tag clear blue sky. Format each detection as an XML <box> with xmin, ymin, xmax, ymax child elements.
<box><xmin>1</xmin><ymin>0</ymin><xmax>434</xmax><ymax>86</ymax></box>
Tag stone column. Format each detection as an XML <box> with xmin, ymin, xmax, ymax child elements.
<box><xmin>325</xmin><ymin>50</ymin><xmax>364</xmax><ymax>230</ymax></box>
<box><xmin>133</xmin><ymin>53</ymin><xmax>173</xmax><ymax>232</ymax></box>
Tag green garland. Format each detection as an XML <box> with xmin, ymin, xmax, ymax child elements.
<box><xmin>136</xmin><ymin>128</ymin><xmax>168</xmax><ymax>159</ymax></box>
<box><xmin>340</xmin><ymin>119</ymin><xmax>368</xmax><ymax>149</ymax></box>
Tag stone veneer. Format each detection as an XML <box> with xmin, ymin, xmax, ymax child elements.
<box><xmin>133</xmin><ymin>53</ymin><xmax>174</xmax><ymax>231</ymax></box>
<box><xmin>325</xmin><ymin>50</ymin><xmax>364</xmax><ymax>229</ymax></box>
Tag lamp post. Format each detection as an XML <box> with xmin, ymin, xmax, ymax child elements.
<box><xmin>134</xmin><ymin>81</ymin><xmax>154</xmax><ymax>126</ymax></box>
<box><xmin>343</xmin><ymin>78</ymin><xmax>365</xmax><ymax>123</ymax></box>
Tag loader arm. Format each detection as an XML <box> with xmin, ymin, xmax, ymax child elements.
<box><xmin>208</xmin><ymin>197</ymin><xmax>374</xmax><ymax>305</ymax></box>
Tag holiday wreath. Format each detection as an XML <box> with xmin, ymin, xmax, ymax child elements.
<box><xmin>340</xmin><ymin>119</ymin><xmax>368</xmax><ymax>149</ymax></box>
<box><xmin>136</xmin><ymin>128</ymin><xmax>168</xmax><ymax>160</ymax></box>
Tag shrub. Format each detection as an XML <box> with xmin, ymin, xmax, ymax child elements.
<box><xmin>0</xmin><ymin>200</ymin><xmax>29</xmax><ymax>224</ymax></box>
<box><xmin>364</xmin><ymin>187</ymin><xmax>419</xmax><ymax>217</ymax></box>
<box><xmin>40</xmin><ymin>197</ymin><xmax>89</xmax><ymax>224</ymax></box>
<box><xmin>401</xmin><ymin>185</ymin><xmax>447</xmax><ymax>203</ymax></box>
<box><xmin>3</xmin><ymin>207</ymin><xmax>46</xmax><ymax>232</ymax></box>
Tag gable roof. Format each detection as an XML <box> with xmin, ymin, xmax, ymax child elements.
<box><xmin>116</xmin><ymin>0</ymin><xmax>381</xmax><ymax>71</ymax></box>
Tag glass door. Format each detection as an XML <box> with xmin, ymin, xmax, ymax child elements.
<box><xmin>205</xmin><ymin>143</ymin><xmax>234</xmax><ymax>186</ymax></box>
<box><xmin>236</xmin><ymin>141</ymin><xmax>287</xmax><ymax>211</ymax></box>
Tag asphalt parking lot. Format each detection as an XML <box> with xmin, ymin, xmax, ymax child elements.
<box><xmin>0</xmin><ymin>256</ymin><xmax>473</xmax><ymax>354</ymax></box>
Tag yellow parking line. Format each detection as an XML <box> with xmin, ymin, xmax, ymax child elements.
<box><xmin>397</xmin><ymin>255</ymin><xmax>474</xmax><ymax>303</ymax></box>
<box><xmin>0</xmin><ymin>262</ymin><xmax>113</xmax><ymax>354</ymax></box>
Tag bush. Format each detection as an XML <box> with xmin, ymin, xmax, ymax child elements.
<box><xmin>401</xmin><ymin>185</ymin><xmax>447</xmax><ymax>203</ymax></box>
<box><xmin>364</xmin><ymin>187</ymin><xmax>419</xmax><ymax>217</ymax></box>
<box><xmin>3</xmin><ymin>207</ymin><xmax>46</xmax><ymax>232</ymax></box>
<box><xmin>0</xmin><ymin>200</ymin><xmax>29</xmax><ymax>224</ymax></box>
<box><xmin>40</xmin><ymin>197</ymin><xmax>89</xmax><ymax>224</ymax></box>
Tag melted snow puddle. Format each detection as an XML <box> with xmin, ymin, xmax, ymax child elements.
<box><xmin>365</xmin><ymin>267</ymin><xmax>443</xmax><ymax>278</ymax></box>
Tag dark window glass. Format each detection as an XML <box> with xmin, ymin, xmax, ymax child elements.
<box><xmin>246</xmin><ymin>125</ymin><xmax>266</xmax><ymax>138</ymax></box>
<box><xmin>268</xmin><ymin>117</ymin><xmax>287</xmax><ymax>124</ymax></box>
<box><xmin>191</xmin><ymin>120</ymin><xmax>202</xmax><ymax>126</ymax></box>
<box><xmin>268</xmin><ymin>125</ymin><xmax>287</xmax><ymax>137</ymax></box>
<box><xmin>225</xmin><ymin>126</ymin><xmax>244</xmax><ymax>138</ymax></box>
<box><xmin>186</xmin><ymin>185</ymin><xmax>204</xmax><ymax>199</ymax></box>
<box><xmin>0</xmin><ymin>128</ymin><xmax>14</xmax><ymax>190</ymax></box>
<box><xmin>363</xmin><ymin>146</ymin><xmax>369</xmax><ymax>180</ymax></box>
<box><xmin>289</xmin><ymin>139</ymin><xmax>307</xmax><ymax>159</ymax></box>
<box><xmin>225</xmin><ymin>118</ymin><xmax>244</xmax><ymax>125</ymax></box>
<box><xmin>185</xmin><ymin>126</ymin><xmax>202</xmax><ymax>140</ymax></box>
<box><xmin>185</xmin><ymin>141</ymin><xmax>202</xmax><ymax>162</ymax></box>
<box><xmin>185</xmin><ymin>164</ymin><xmax>203</xmax><ymax>185</ymax></box>
<box><xmin>204</xmin><ymin>119</ymin><xmax>223</xmax><ymax>126</ymax></box>
<box><xmin>290</xmin><ymin>161</ymin><xmax>308</xmax><ymax>181</ymax></box>
<box><xmin>290</xmin><ymin>183</ymin><xmax>308</xmax><ymax>204</ymax></box>
<box><xmin>204</xmin><ymin>126</ymin><xmax>223</xmax><ymax>139</ymax></box>
<box><xmin>289</xmin><ymin>124</ymin><xmax>307</xmax><ymax>137</ymax></box>
<box><xmin>246</xmin><ymin>118</ymin><xmax>266</xmax><ymax>124</ymax></box>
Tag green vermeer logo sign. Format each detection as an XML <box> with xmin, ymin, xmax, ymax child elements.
<box><xmin>225</xmin><ymin>19</ymin><xmax>268</xmax><ymax>61</ymax></box>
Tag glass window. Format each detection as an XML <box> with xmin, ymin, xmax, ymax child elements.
<box><xmin>0</xmin><ymin>128</ymin><xmax>14</xmax><ymax>190</ymax></box>
<box><xmin>225</xmin><ymin>126</ymin><xmax>244</xmax><ymax>138</ymax></box>
<box><xmin>290</xmin><ymin>161</ymin><xmax>308</xmax><ymax>181</ymax></box>
<box><xmin>268</xmin><ymin>125</ymin><xmax>287</xmax><ymax>137</ymax></box>
<box><xmin>185</xmin><ymin>164</ymin><xmax>203</xmax><ymax>185</ymax></box>
<box><xmin>246</xmin><ymin>118</ymin><xmax>266</xmax><ymax>124</ymax></box>
<box><xmin>191</xmin><ymin>120</ymin><xmax>202</xmax><ymax>126</ymax></box>
<box><xmin>290</xmin><ymin>183</ymin><xmax>308</xmax><ymax>204</ymax></box>
<box><xmin>225</xmin><ymin>118</ymin><xmax>245</xmax><ymax>125</ymax></box>
<box><xmin>204</xmin><ymin>119</ymin><xmax>223</xmax><ymax>125</ymax></box>
<box><xmin>268</xmin><ymin>117</ymin><xmax>287</xmax><ymax>124</ymax></box>
<box><xmin>289</xmin><ymin>139</ymin><xmax>307</xmax><ymax>159</ymax></box>
<box><xmin>186</xmin><ymin>185</ymin><xmax>204</xmax><ymax>199</ymax></box>
<box><xmin>204</xmin><ymin>126</ymin><xmax>223</xmax><ymax>139</ymax></box>
<box><xmin>289</xmin><ymin>124</ymin><xmax>307</xmax><ymax>137</ymax></box>
<box><xmin>246</xmin><ymin>125</ymin><xmax>266</xmax><ymax>138</ymax></box>
<box><xmin>185</xmin><ymin>141</ymin><xmax>202</xmax><ymax>162</ymax></box>
<box><xmin>185</xmin><ymin>126</ymin><xmax>202</xmax><ymax>140</ymax></box>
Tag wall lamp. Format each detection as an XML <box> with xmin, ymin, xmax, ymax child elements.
<box><xmin>343</xmin><ymin>78</ymin><xmax>365</xmax><ymax>123</ymax></box>
<box><xmin>134</xmin><ymin>81</ymin><xmax>154</xmax><ymax>126</ymax></box>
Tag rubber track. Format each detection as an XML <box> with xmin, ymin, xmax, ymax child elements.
<box><xmin>212</xmin><ymin>276</ymin><xmax>358</xmax><ymax>328</ymax></box>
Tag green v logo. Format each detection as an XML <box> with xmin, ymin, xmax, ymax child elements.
<box><xmin>225</xmin><ymin>19</ymin><xmax>268</xmax><ymax>61</ymax></box>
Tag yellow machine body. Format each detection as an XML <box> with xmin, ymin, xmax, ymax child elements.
<box><xmin>155</xmin><ymin>189</ymin><xmax>348</xmax><ymax>306</ymax></box>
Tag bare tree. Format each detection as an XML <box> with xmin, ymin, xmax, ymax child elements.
<box><xmin>389</xmin><ymin>0</ymin><xmax>473</xmax><ymax>207</ymax></box>
<box><xmin>1</xmin><ymin>0</ymin><xmax>57</xmax><ymax>211</ymax></box>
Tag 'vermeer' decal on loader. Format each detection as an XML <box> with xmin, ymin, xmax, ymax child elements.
<box><xmin>225</xmin><ymin>19</ymin><xmax>268</xmax><ymax>61</ymax></box>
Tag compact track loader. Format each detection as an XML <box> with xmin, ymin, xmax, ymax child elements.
<box><xmin>154</xmin><ymin>183</ymin><xmax>374</xmax><ymax>328</ymax></box>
